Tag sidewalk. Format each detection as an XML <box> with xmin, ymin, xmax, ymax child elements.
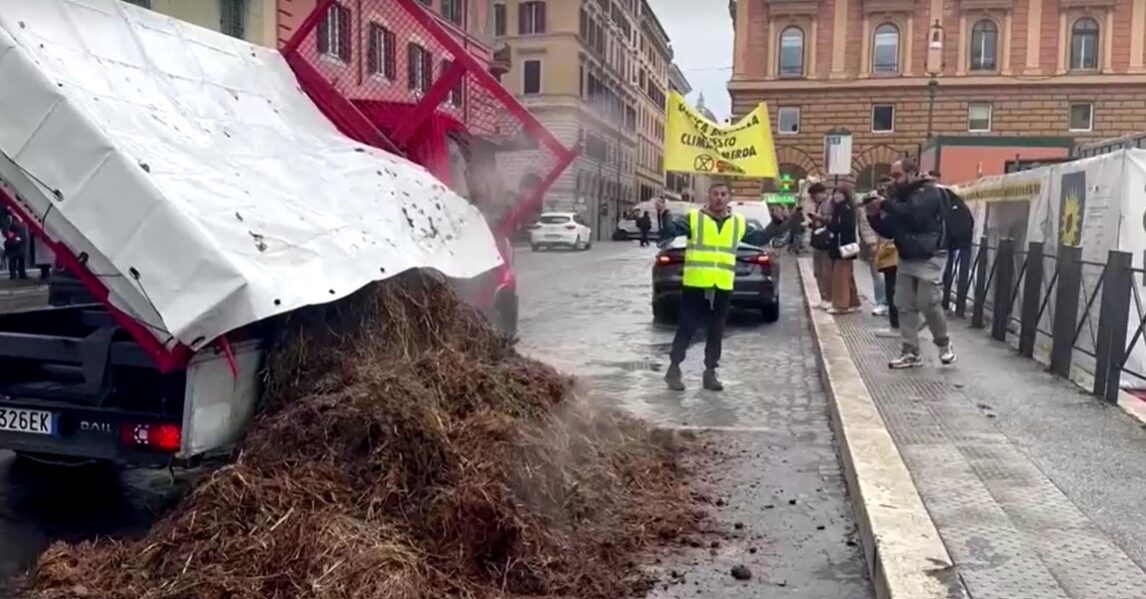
<box><xmin>808</xmin><ymin>259</ymin><xmax>1146</xmax><ymax>598</ymax></box>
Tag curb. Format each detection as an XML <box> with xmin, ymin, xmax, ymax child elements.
<box><xmin>797</xmin><ymin>259</ymin><xmax>966</xmax><ymax>599</ymax></box>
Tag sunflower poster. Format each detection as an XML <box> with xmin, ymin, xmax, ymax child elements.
<box><xmin>1058</xmin><ymin>170</ymin><xmax>1086</xmax><ymax>248</ymax></box>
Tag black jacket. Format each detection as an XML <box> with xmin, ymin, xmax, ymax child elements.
<box><xmin>869</xmin><ymin>179</ymin><xmax>945</xmax><ymax>261</ymax></box>
<box><xmin>664</xmin><ymin>211</ymin><xmax>770</xmax><ymax>247</ymax></box>
<box><xmin>827</xmin><ymin>202</ymin><xmax>857</xmax><ymax>260</ymax></box>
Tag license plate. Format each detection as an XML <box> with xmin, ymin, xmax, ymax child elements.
<box><xmin>0</xmin><ymin>407</ymin><xmax>53</xmax><ymax>435</ymax></box>
<box><xmin>545</xmin><ymin>234</ymin><xmax>561</xmax><ymax>239</ymax></box>
<box><xmin>736</xmin><ymin>264</ymin><xmax>752</xmax><ymax>275</ymax></box>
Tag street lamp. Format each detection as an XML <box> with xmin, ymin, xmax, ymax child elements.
<box><xmin>925</xmin><ymin>20</ymin><xmax>944</xmax><ymax>139</ymax></box>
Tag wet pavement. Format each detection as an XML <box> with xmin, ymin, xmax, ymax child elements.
<box><xmin>0</xmin><ymin>242</ymin><xmax>872</xmax><ymax>598</ymax></box>
<box><xmin>515</xmin><ymin>243</ymin><xmax>873</xmax><ymax>598</ymax></box>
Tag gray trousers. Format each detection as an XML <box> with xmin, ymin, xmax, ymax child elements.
<box><xmin>896</xmin><ymin>256</ymin><xmax>950</xmax><ymax>352</ymax></box>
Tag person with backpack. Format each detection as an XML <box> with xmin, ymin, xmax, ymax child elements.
<box><xmin>866</xmin><ymin>158</ymin><xmax>955</xmax><ymax>369</ymax></box>
<box><xmin>933</xmin><ymin>176</ymin><xmax>975</xmax><ymax>310</ymax></box>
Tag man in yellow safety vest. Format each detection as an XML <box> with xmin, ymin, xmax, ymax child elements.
<box><xmin>665</xmin><ymin>181</ymin><xmax>748</xmax><ymax>392</ymax></box>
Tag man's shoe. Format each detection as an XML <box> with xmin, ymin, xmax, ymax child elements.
<box><xmin>939</xmin><ymin>343</ymin><xmax>957</xmax><ymax>365</ymax></box>
<box><xmin>665</xmin><ymin>364</ymin><xmax>685</xmax><ymax>391</ymax></box>
<box><xmin>888</xmin><ymin>352</ymin><xmax>923</xmax><ymax>369</ymax></box>
<box><xmin>702</xmin><ymin>369</ymin><xmax>724</xmax><ymax>391</ymax></box>
<box><xmin>874</xmin><ymin>328</ymin><xmax>901</xmax><ymax>338</ymax></box>
<box><xmin>872</xmin><ymin>304</ymin><xmax>889</xmax><ymax>316</ymax></box>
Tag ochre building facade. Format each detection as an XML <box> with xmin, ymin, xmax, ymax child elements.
<box><xmin>730</xmin><ymin>0</ymin><xmax>1146</xmax><ymax>192</ymax></box>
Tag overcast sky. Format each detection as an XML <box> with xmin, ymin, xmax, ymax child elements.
<box><xmin>653</xmin><ymin>0</ymin><xmax>734</xmax><ymax>120</ymax></box>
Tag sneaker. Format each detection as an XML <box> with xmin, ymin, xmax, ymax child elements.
<box><xmin>827</xmin><ymin>307</ymin><xmax>847</xmax><ymax>315</ymax></box>
<box><xmin>939</xmin><ymin>343</ymin><xmax>957</xmax><ymax>365</ymax></box>
<box><xmin>702</xmin><ymin>369</ymin><xmax>724</xmax><ymax>391</ymax></box>
<box><xmin>665</xmin><ymin>363</ymin><xmax>685</xmax><ymax>391</ymax></box>
<box><xmin>872</xmin><ymin>304</ymin><xmax>889</xmax><ymax>316</ymax></box>
<box><xmin>874</xmin><ymin>328</ymin><xmax>901</xmax><ymax>338</ymax></box>
<box><xmin>888</xmin><ymin>352</ymin><xmax>923</xmax><ymax>369</ymax></box>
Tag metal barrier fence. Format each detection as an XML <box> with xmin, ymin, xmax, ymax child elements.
<box><xmin>951</xmin><ymin>237</ymin><xmax>1146</xmax><ymax>403</ymax></box>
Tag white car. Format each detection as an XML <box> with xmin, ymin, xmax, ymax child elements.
<box><xmin>530</xmin><ymin>212</ymin><xmax>592</xmax><ymax>251</ymax></box>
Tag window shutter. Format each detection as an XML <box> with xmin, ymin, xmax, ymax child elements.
<box><xmin>537</xmin><ymin>2</ymin><xmax>546</xmax><ymax>33</ymax></box>
<box><xmin>384</xmin><ymin>29</ymin><xmax>396</xmax><ymax>80</ymax></box>
<box><xmin>518</xmin><ymin>3</ymin><xmax>527</xmax><ymax>34</ymax></box>
<box><xmin>366</xmin><ymin>25</ymin><xmax>379</xmax><ymax>74</ymax></box>
<box><xmin>316</xmin><ymin>7</ymin><xmax>330</xmax><ymax>54</ymax></box>
<box><xmin>421</xmin><ymin>50</ymin><xmax>433</xmax><ymax>92</ymax></box>
<box><xmin>337</xmin><ymin>6</ymin><xmax>351</xmax><ymax>62</ymax></box>
<box><xmin>407</xmin><ymin>43</ymin><xmax>418</xmax><ymax>90</ymax></box>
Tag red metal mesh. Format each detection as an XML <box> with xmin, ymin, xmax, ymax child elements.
<box><xmin>282</xmin><ymin>0</ymin><xmax>576</xmax><ymax>238</ymax></box>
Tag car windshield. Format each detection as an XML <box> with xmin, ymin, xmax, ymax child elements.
<box><xmin>538</xmin><ymin>215</ymin><xmax>571</xmax><ymax>225</ymax></box>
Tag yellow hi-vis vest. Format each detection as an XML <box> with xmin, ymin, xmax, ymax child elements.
<box><xmin>682</xmin><ymin>209</ymin><xmax>746</xmax><ymax>291</ymax></box>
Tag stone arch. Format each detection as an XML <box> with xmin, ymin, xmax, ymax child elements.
<box><xmin>775</xmin><ymin>145</ymin><xmax>820</xmax><ymax>178</ymax></box>
<box><xmin>852</xmin><ymin>144</ymin><xmax>905</xmax><ymax>191</ymax></box>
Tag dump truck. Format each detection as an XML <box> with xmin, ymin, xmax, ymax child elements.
<box><xmin>0</xmin><ymin>0</ymin><xmax>575</xmax><ymax>466</ymax></box>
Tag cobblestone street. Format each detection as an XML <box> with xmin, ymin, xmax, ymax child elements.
<box><xmin>515</xmin><ymin>243</ymin><xmax>873</xmax><ymax>598</ymax></box>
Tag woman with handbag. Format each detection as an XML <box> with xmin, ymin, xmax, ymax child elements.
<box><xmin>827</xmin><ymin>186</ymin><xmax>861</xmax><ymax>314</ymax></box>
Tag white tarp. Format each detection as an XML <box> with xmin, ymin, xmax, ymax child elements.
<box><xmin>0</xmin><ymin>0</ymin><xmax>501</xmax><ymax>352</ymax></box>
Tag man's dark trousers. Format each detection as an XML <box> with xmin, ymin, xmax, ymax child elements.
<box><xmin>942</xmin><ymin>244</ymin><xmax>972</xmax><ymax>310</ymax></box>
<box><xmin>669</xmin><ymin>287</ymin><xmax>732</xmax><ymax>369</ymax></box>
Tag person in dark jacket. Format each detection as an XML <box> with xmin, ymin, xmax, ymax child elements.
<box><xmin>867</xmin><ymin>158</ymin><xmax>955</xmax><ymax>369</ymax></box>
<box><xmin>4</xmin><ymin>221</ymin><xmax>28</xmax><ymax>281</ymax></box>
<box><xmin>636</xmin><ymin>211</ymin><xmax>653</xmax><ymax>246</ymax></box>
<box><xmin>826</xmin><ymin>185</ymin><xmax>860</xmax><ymax>314</ymax></box>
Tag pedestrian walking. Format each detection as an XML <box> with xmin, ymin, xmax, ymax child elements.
<box><xmin>663</xmin><ymin>181</ymin><xmax>750</xmax><ymax>392</ymax></box>
<box><xmin>636</xmin><ymin>211</ymin><xmax>652</xmax><ymax>247</ymax></box>
<box><xmin>868</xmin><ymin>158</ymin><xmax>956</xmax><ymax>369</ymax></box>
<box><xmin>873</xmin><ymin>230</ymin><xmax>900</xmax><ymax>336</ymax></box>
<box><xmin>857</xmin><ymin>183</ymin><xmax>888</xmax><ymax>316</ymax></box>
<box><xmin>4</xmin><ymin>220</ymin><xmax>28</xmax><ymax>281</ymax></box>
<box><xmin>806</xmin><ymin>182</ymin><xmax>833</xmax><ymax>309</ymax></box>
<box><xmin>827</xmin><ymin>185</ymin><xmax>861</xmax><ymax>314</ymax></box>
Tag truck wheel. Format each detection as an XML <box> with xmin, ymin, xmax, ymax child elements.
<box><xmin>761</xmin><ymin>301</ymin><xmax>780</xmax><ymax>323</ymax></box>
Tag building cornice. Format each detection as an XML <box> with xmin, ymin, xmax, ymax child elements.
<box><xmin>728</xmin><ymin>73</ymin><xmax>1146</xmax><ymax>91</ymax></box>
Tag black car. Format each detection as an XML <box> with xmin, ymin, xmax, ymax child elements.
<box><xmin>651</xmin><ymin>236</ymin><xmax>780</xmax><ymax>324</ymax></box>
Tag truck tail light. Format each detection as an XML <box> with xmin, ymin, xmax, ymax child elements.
<box><xmin>120</xmin><ymin>423</ymin><xmax>182</xmax><ymax>453</ymax></box>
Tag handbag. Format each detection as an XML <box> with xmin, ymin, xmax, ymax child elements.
<box><xmin>838</xmin><ymin>242</ymin><xmax>860</xmax><ymax>259</ymax></box>
<box><xmin>810</xmin><ymin>227</ymin><xmax>832</xmax><ymax>250</ymax></box>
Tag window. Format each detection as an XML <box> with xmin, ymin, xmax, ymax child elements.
<box><xmin>778</xmin><ymin>27</ymin><xmax>804</xmax><ymax>77</ymax></box>
<box><xmin>967</xmin><ymin>103</ymin><xmax>992</xmax><ymax>132</ymax></box>
<box><xmin>519</xmin><ymin>1</ymin><xmax>547</xmax><ymax>35</ymax></box>
<box><xmin>1069</xmin><ymin>103</ymin><xmax>1093</xmax><ymax>131</ymax></box>
<box><xmin>367</xmin><ymin>23</ymin><xmax>396</xmax><ymax>80</ymax></box>
<box><xmin>316</xmin><ymin>2</ymin><xmax>351</xmax><ymax>62</ymax></box>
<box><xmin>969</xmin><ymin>19</ymin><xmax>998</xmax><ymax>71</ymax></box>
<box><xmin>220</xmin><ymin>0</ymin><xmax>246</xmax><ymax>39</ymax></box>
<box><xmin>407</xmin><ymin>43</ymin><xmax>432</xmax><ymax>94</ymax></box>
<box><xmin>872</xmin><ymin>23</ymin><xmax>900</xmax><ymax>74</ymax></box>
<box><xmin>495</xmin><ymin>4</ymin><xmax>507</xmax><ymax>36</ymax></box>
<box><xmin>1070</xmin><ymin>17</ymin><xmax>1099</xmax><ymax>70</ymax></box>
<box><xmin>441</xmin><ymin>0</ymin><xmax>463</xmax><ymax>26</ymax></box>
<box><xmin>777</xmin><ymin>106</ymin><xmax>800</xmax><ymax>134</ymax></box>
<box><xmin>871</xmin><ymin>104</ymin><xmax>894</xmax><ymax>132</ymax></box>
<box><xmin>441</xmin><ymin>60</ymin><xmax>463</xmax><ymax>106</ymax></box>
<box><xmin>523</xmin><ymin>59</ymin><xmax>542</xmax><ymax>94</ymax></box>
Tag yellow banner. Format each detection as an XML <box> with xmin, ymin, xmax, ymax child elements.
<box><xmin>664</xmin><ymin>92</ymin><xmax>778</xmax><ymax>179</ymax></box>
